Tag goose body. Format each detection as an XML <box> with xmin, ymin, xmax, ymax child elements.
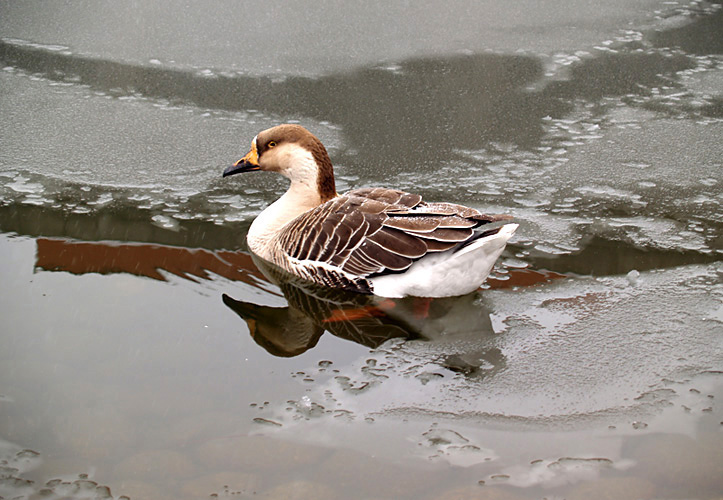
<box><xmin>223</xmin><ymin>124</ymin><xmax>517</xmax><ymax>298</ymax></box>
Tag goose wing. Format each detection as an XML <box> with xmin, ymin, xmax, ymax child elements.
<box><xmin>276</xmin><ymin>187</ymin><xmax>510</xmax><ymax>278</ymax></box>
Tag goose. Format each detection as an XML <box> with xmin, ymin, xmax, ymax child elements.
<box><xmin>222</xmin><ymin>124</ymin><xmax>517</xmax><ymax>298</ymax></box>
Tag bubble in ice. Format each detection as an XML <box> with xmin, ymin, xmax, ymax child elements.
<box><xmin>289</xmin><ymin>396</ymin><xmax>327</xmax><ymax>419</ymax></box>
<box><xmin>626</xmin><ymin>270</ymin><xmax>640</xmax><ymax>286</ymax></box>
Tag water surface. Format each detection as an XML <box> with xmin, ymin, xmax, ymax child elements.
<box><xmin>0</xmin><ymin>1</ymin><xmax>722</xmax><ymax>499</ymax></box>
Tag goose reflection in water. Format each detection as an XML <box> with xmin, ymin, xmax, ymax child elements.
<box><xmin>33</xmin><ymin>236</ymin><xmax>554</xmax><ymax>373</ymax></box>
<box><xmin>223</xmin><ymin>255</ymin><xmax>506</xmax><ymax>376</ymax></box>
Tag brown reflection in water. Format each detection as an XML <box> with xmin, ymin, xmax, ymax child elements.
<box><xmin>35</xmin><ymin>238</ymin><xmax>267</xmax><ymax>287</ymax></box>
<box><xmin>222</xmin><ymin>255</ymin><xmax>540</xmax><ymax>360</ymax></box>
<box><xmin>487</xmin><ymin>268</ymin><xmax>565</xmax><ymax>289</ymax></box>
<box><xmin>222</xmin><ymin>255</ymin><xmax>416</xmax><ymax>357</ymax></box>
<box><xmin>34</xmin><ymin>237</ymin><xmax>563</xmax><ymax>359</ymax></box>
<box><xmin>35</xmin><ymin>237</ymin><xmax>561</xmax><ymax>289</ymax></box>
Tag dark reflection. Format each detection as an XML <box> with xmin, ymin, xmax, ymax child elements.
<box><xmin>222</xmin><ymin>255</ymin><xmax>501</xmax><ymax>358</ymax></box>
<box><xmin>650</xmin><ymin>7</ymin><xmax>723</xmax><ymax>55</ymax></box>
<box><xmin>0</xmin><ymin>203</ymin><xmax>248</xmax><ymax>251</ymax></box>
<box><xmin>222</xmin><ymin>257</ymin><xmax>412</xmax><ymax>357</ymax></box>
<box><xmin>543</xmin><ymin>51</ymin><xmax>695</xmax><ymax>101</ymax></box>
<box><xmin>529</xmin><ymin>235</ymin><xmax>720</xmax><ymax>276</ymax></box>
<box><xmin>3</xmin><ymin>4</ymin><xmax>718</xmax><ymax>170</ymax></box>
<box><xmin>18</xmin><ymin>206</ymin><xmax>714</xmax><ymax>281</ymax></box>
<box><xmin>0</xmin><ymin>39</ymin><xmax>557</xmax><ymax>166</ymax></box>
<box><xmin>222</xmin><ymin>276</ymin><xmax>409</xmax><ymax>358</ymax></box>
<box><xmin>296</xmin><ymin>54</ymin><xmax>555</xmax><ymax>167</ymax></box>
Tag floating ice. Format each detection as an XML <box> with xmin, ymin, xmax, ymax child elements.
<box><xmin>626</xmin><ymin>269</ymin><xmax>640</xmax><ymax>286</ymax></box>
<box><xmin>7</xmin><ymin>175</ymin><xmax>43</xmax><ymax>194</ymax></box>
<box><xmin>488</xmin><ymin>455</ymin><xmax>629</xmax><ymax>489</ymax></box>
<box><xmin>150</xmin><ymin>215</ymin><xmax>180</xmax><ymax>231</ymax></box>
<box><xmin>262</xmin><ymin>263</ymin><xmax>721</xmax><ymax>426</ymax></box>
<box><xmin>420</xmin><ymin>427</ymin><xmax>497</xmax><ymax>467</ymax></box>
<box><xmin>88</xmin><ymin>193</ymin><xmax>113</xmax><ymax>206</ymax></box>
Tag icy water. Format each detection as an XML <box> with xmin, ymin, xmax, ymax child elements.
<box><xmin>1</xmin><ymin>1</ymin><xmax>722</xmax><ymax>499</ymax></box>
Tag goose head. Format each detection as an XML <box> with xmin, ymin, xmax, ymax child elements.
<box><xmin>223</xmin><ymin>124</ymin><xmax>337</xmax><ymax>203</ymax></box>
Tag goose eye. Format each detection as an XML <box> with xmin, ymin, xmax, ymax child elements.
<box><xmin>268</xmin><ymin>141</ymin><xmax>277</xmax><ymax>148</ymax></box>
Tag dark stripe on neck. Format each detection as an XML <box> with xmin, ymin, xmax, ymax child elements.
<box><xmin>310</xmin><ymin>141</ymin><xmax>337</xmax><ymax>203</ymax></box>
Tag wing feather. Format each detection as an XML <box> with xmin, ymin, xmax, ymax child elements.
<box><xmin>344</xmin><ymin>247</ymin><xmax>385</xmax><ymax>275</ymax></box>
<box><xmin>353</xmin><ymin>240</ymin><xmax>412</xmax><ymax>271</ymax></box>
<box><xmin>273</xmin><ymin>189</ymin><xmax>512</xmax><ymax>280</ymax></box>
<box><xmin>325</xmin><ymin>213</ymin><xmax>368</xmax><ymax>265</ymax></box>
<box><xmin>417</xmin><ymin>227</ymin><xmax>475</xmax><ymax>242</ymax></box>
<box><xmin>423</xmin><ymin>239</ymin><xmax>459</xmax><ymax>252</ymax></box>
<box><xmin>383</xmin><ymin>216</ymin><xmax>441</xmax><ymax>233</ymax></box>
<box><xmin>347</xmin><ymin>187</ymin><xmax>422</xmax><ymax>208</ymax></box>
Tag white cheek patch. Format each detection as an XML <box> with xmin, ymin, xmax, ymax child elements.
<box><xmin>277</xmin><ymin>144</ymin><xmax>318</xmax><ymax>186</ymax></box>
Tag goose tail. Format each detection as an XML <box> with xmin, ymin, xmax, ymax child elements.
<box><xmin>370</xmin><ymin>223</ymin><xmax>518</xmax><ymax>298</ymax></box>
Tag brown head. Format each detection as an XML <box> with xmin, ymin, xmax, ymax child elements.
<box><xmin>223</xmin><ymin>124</ymin><xmax>337</xmax><ymax>203</ymax></box>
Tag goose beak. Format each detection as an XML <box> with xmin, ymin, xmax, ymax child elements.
<box><xmin>223</xmin><ymin>145</ymin><xmax>260</xmax><ymax>177</ymax></box>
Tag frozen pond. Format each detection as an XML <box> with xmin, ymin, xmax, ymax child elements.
<box><xmin>1</xmin><ymin>1</ymin><xmax>722</xmax><ymax>499</ymax></box>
